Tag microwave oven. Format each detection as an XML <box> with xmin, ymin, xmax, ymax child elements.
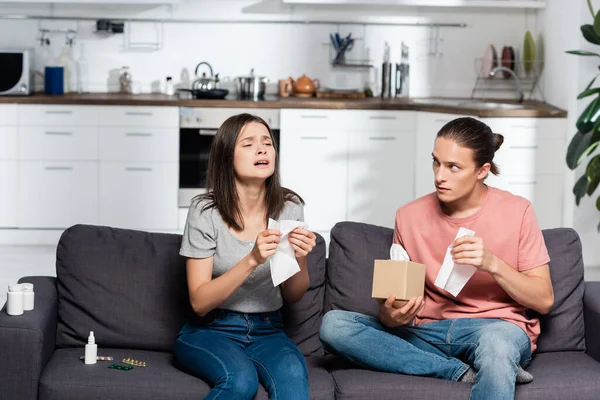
<box><xmin>0</xmin><ymin>49</ymin><xmax>32</xmax><ymax>95</ymax></box>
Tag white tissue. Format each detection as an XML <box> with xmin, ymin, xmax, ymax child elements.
<box><xmin>434</xmin><ymin>227</ymin><xmax>477</xmax><ymax>297</ymax></box>
<box><xmin>267</xmin><ymin>219</ymin><xmax>308</xmax><ymax>287</ymax></box>
<box><xmin>390</xmin><ymin>243</ymin><xmax>410</xmax><ymax>261</ymax></box>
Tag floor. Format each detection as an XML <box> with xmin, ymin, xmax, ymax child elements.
<box><xmin>1</xmin><ymin>245</ymin><xmax>600</xmax><ymax>303</ymax></box>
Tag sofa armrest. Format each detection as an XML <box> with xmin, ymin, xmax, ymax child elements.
<box><xmin>0</xmin><ymin>276</ymin><xmax>58</xmax><ymax>400</ymax></box>
<box><xmin>584</xmin><ymin>282</ymin><xmax>600</xmax><ymax>363</ymax></box>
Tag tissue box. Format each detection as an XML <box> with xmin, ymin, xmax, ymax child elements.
<box><xmin>372</xmin><ymin>260</ymin><xmax>426</xmax><ymax>302</ymax></box>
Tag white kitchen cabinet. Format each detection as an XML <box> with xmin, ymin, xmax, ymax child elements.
<box><xmin>0</xmin><ymin>161</ymin><xmax>17</xmax><ymax>228</ymax></box>
<box><xmin>99</xmin><ymin>162</ymin><xmax>178</xmax><ymax>231</ymax></box>
<box><xmin>281</xmin><ymin>0</ymin><xmax>546</xmax><ymax>9</ymax></box>
<box><xmin>347</xmin><ymin>111</ymin><xmax>416</xmax><ymax>228</ymax></box>
<box><xmin>17</xmin><ymin>161</ymin><xmax>98</xmax><ymax>228</ymax></box>
<box><xmin>0</xmin><ymin>126</ymin><xmax>17</xmax><ymax>160</ymax></box>
<box><xmin>99</xmin><ymin>106</ymin><xmax>178</xmax><ymax>128</ymax></box>
<box><xmin>415</xmin><ymin>112</ymin><xmax>468</xmax><ymax>198</ymax></box>
<box><xmin>280</xmin><ymin>109</ymin><xmax>349</xmax><ymax>232</ymax></box>
<box><xmin>18</xmin><ymin>105</ymin><xmax>99</xmax><ymax>126</ymax></box>
<box><xmin>99</xmin><ymin>127</ymin><xmax>178</xmax><ymax>162</ymax></box>
<box><xmin>18</xmin><ymin>126</ymin><xmax>98</xmax><ymax>161</ymax></box>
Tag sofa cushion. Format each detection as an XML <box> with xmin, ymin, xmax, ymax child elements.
<box><xmin>325</xmin><ymin>355</ymin><xmax>471</xmax><ymax>400</ymax></box>
<box><xmin>532</xmin><ymin>228</ymin><xmax>585</xmax><ymax>353</ymax></box>
<box><xmin>283</xmin><ymin>233</ymin><xmax>327</xmax><ymax>356</ymax></box>
<box><xmin>325</xmin><ymin>352</ymin><xmax>600</xmax><ymax>400</ymax></box>
<box><xmin>39</xmin><ymin>348</ymin><xmax>335</xmax><ymax>400</ymax></box>
<box><xmin>55</xmin><ymin>224</ymin><xmax>327</xmax><ymax>354</ymax></box>
<box><xmin>55</xmin><ymin>225</ymin><xmax>192</xmax><ymax>351</ymax></box>
<box><xmin>515</xmin><ymin>352</ymin><xmax>600</xmax><ymax>399</ymax></box>
<box><xmin>325</xmin><ymin>223</ymin><xmax>586</xmax><ymax>353</ymax></box>
<box><xmin>324</xmin><ymin>222</ymin><xmax>393</xmax><ymax>317</ymax></box>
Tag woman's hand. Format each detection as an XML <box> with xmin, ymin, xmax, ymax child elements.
<box><xmin>288</xmin><ymin>227</ymin><xmax>317</xmax><ymax>258</ymax></box>
<box><xmin>249</xmin><ymin>229</ymin><xmax>281</xmax><ymax>267</ymax></box>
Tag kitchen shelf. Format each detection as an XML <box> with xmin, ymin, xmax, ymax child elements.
<box><xmin>282</xmin><ymin>0</ymin><xmax>546</xmax><ymax>8</ymax></box>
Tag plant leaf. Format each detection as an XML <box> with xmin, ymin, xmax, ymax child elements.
<box><xmin>587</xmin><ymin>73</ymin><xmax>600</xmax><ymax>90</ymax></box>
<box><xmin>586</xmin><ymin>154</ymin><xmax>600</xmax><ymax>180</ymax></box>
<box><xmin>588</xmin><ymin>177</ymin><xmax>600</xmax><ymax>195</ymax></box>
<box><xmin>597</xmin><ymin>195</ymin><xmax>600</xmax><ymax>211</ymax></box>
<box><xmin>567</xmin><ymin>131</ymin><xmax>592</xmax><ymax>169</ymax></box>
<box><xmin>566</xmin><ymin>50</ymin><xmax>600</xmax><ymax>58</ymax></box>
<box><xmin>589</xmin><ymin>0</ymin><xmax>595</xmax><ymax>19</ymax></box>
<box><xmin>595</xmin><ymin>10</ymin><xmax>600</xmax><ymax>36</ymax></box>
<box><xmin>578</xmin><ymin>87</ymin><xmax>600</xmax><ymax>99</ymax></box>
<box><xmin>597</xmin><ymin>219</ymin><xmax>600</xmax><ymax>233</ymax></box>
<box><xmin>574</xmin><ymin>175</ymin><xmax>590</xmax><ymax>206</ymax></box>
<box><xmin>576</xmin><ymin>96</ymin><xmax>600</xmax><ymax>133</ymax></box>
<box><xmin>582</xmin><ymin>24</ymin><xmax>600</xmax><ymax>45</ymax></box>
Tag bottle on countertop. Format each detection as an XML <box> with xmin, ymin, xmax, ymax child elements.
<box><xmin>119</xmin><ymin>66</ymin><xmax>133</xmax><ymax>94</ymax></box>
<box><xmin>84</xmin><ymin>331</ymin><xmax>97</xmax><ymax>365</ymax></box>
<box><xmin>381</xmin><ymin>41</ymin><xmax>392</xmax><ymax>98</ymax></box>
<box><xmin>165</xmin><ymin>76</ymin><xmax>174</xmax><ymax>95</ymax></box>
<box><xmin>76</xmin><ymin>43</ymin><xmax>89</xmax><ymax>93</ymax></box>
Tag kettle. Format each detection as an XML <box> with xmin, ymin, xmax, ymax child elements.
<box><xmin>192</xmin><ymin>62</ymin><xmax>220</xmax><ymax>91</ymax></box>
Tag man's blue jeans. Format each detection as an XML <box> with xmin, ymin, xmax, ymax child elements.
<box><xmin>319</xmin><ymin>310</ymin><xmax>532</xmax><ymax>400</ymax></box>
<box><xmin>173</xmin><ymin>309</ymin><xmax>309</xmax><ymax>400</ymax></box>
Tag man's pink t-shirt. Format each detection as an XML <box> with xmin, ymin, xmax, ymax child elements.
<box><xmin>394</xmin><ymin>186</ymin><xmax>550</xmax><ymax>352</ymax></box>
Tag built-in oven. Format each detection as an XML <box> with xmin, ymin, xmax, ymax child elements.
<box><xmin>179</xmin><ymin>107</ymin><xmax>280</xmax><ymax>207</ymax></box>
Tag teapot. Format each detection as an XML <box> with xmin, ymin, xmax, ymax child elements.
<box><xmin>291</xmin><ymin>74</ymin><xmax>320</xmax><ymax>97</ymax></box>
<box><xmin>192</xmin><ymin>62</ymin><xmax>220</xmax><ymax>91</ymax></box>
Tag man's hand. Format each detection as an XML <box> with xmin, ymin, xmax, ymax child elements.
<box><xmin>378</xmin><ymin>295</ymin><xmax>424</xmax><ymax>328</ymax></box>
<box><xmin>451</xmin><ymin>235</ymin><xmax>498</xmax><ymax>274</ymax></box>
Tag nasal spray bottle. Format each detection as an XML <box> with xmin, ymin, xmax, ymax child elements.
<box><xmin>85</xmin><ymin>331</ymin><xmax>97</xmax><ymax>365</ymax></box>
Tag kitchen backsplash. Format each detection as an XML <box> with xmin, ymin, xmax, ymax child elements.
<box><xmin>0</xmin><ymin>0</ymin><xmax>540</xmax><ymax>98</ymax></box>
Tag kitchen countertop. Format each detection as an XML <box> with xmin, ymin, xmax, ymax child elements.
<box><xmin>0</xmin><ymin>93</ymin><xmax>567</xmax><ymax>118</ymax></box>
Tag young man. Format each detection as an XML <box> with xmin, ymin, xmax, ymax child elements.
<box><xmin>319</xmin><ymin>117</ymin><xmax>554</xmax><ymax>400</ymax></box>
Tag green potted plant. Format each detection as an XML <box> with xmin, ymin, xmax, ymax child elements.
<box><xmin>566</xmin><ymin>0</ymin><xmax>600</xmax><ymax>231</ymax></box>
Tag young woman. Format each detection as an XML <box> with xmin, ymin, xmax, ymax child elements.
<box><xmin>174</xmin><ymin>113</ymin><xmax>316</xmax><ymax>400</ymax></box>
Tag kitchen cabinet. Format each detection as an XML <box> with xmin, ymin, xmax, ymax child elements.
<box><xmin>0</xmin><ymin>105</ymin><xmax>17</xmax><ymax>228</ymax></box>
<box><xmin>281</xmin><ymin>0</ymin><xmax>546</xmax><ymax>9</ymax></box>
<box><xmin>98</xmin><ymin>106</ymin><xmax>179</xmax><ymax>231</ymax></box>
<box><xmin>0</xmin><ymin>162</ymin><xmax>17</xmax><ymax>228</ymax></box>
<box><xmin>280</xmin><ymin>109</ymin><xmax>349</xmax><ymax>236</ymax></box>
<box><xmin>17</xmin><ymin>161</ymin><xmax>98</xmax><ymax>228</ymax></box>
<box><xmin>99</xmin><ymin>162</ymin><xmax>178</xmax><ymax>231</ymax></box>
<box><xmin>347</xmin><ymin>111</ymin><xmax>416</xmax><ymax>228</ymax></box>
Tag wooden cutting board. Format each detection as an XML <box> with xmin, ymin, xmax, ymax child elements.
<box><xmin>316</xmin><ymin>90</ymin><xmax>366</xmax><ymax>99</ymax></box>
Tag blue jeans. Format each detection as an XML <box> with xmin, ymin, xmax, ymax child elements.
<box><xmin>173</xmin><ymin>309</ymin><xmax>309</xmax><ymax>400</ymax></box>
<box><xmin>319</xmin><ymin>310</ymin><xmax>532</xmax><ymax>400</ymax></box>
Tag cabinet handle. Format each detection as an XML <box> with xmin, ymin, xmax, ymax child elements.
<box><xmin>45</xmin><ymin>166</ymin><xmax>73</xmax><ymax>171</ymax></box>
<box><xmin>199</xmin><ymin>129</ymin><xmax>218</xmax><ymax>136</ymax></box>
<box><xmin>369</xmin><ymin>116</ymin><xmax>397</xmax><ymax>120</ymax></box>
<box><xmin>125</xmin><ymin>111</ymin><xmax>153</xmax><ymax>116</ymax></box>
<box><xmin>300</xmin><ymin>136</ymin><xmax>328</xmax><ymax>140</ymax></box>
<box><xmin>369</xmin><ymin>136</ymin><xmax>396</xmax><ymax>141</ymax></box>
<box><xmin>126</xmin><ymin>167</ymin><xmax>153</xmax><ymax>172</ymax></box>
<box><xmin>509</xmin><ymin>145</ymin><xmax>538</xmax><ymax>149</ymax></box>
<box><xmin>508</xmin><ymin>181</ymin><xmax>537</xmax><ymax>185</ymax></box>
<box><xmin>45</xmin><ymin>131</ymin><xmax>73</xmax><ymax>136</ymax></box>
<box><xmin>44</xmin><ymin>110</ymin><xmax>73</xmax><ymax>115</ymax></box>
<box><xmin>126</xmin><ymin>132</ymin><xmax>153</xmax><ymax>137</ymax></box>
<box><xmin>300</xmin><ymin>115</ymin><xmax>328</xmax><ymax>119</ymax></box>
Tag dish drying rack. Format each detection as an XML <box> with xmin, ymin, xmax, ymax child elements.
<box><xmin>324</xmin><ymin>37</ymin><xmax>373</xmax><ymax>69</ymax></box>
<box><xmin>470</xmin><ymin>57</ymin><xmax>545</xmax><ymax>101</ymax></box>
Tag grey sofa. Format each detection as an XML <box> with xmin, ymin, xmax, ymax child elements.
<box><xmin>1</xmin><ymin>221</ymin><xmax>600</xmax><ymax>400</ymax></box>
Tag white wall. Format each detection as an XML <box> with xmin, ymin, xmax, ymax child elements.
<box><xmin>541</xmin><ymin>0</ymin><xmax>600</xmax><ymax>270</ymax></box>
<box><xmin>0</xmin><ymin>0</ymin><xmax>540</xmax><ymax>98</ymax></box>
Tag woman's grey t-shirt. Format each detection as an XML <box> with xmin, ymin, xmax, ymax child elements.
<box><xmin>180</xmin><ymin>198</ymin><xmax>304</xmax><ymax>313</ymax></box>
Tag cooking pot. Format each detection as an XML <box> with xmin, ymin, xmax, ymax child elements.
<box><xmin>236</xmin><ymin>69</ymin><xmax>269</xmax><ymax>99</ymax></box>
